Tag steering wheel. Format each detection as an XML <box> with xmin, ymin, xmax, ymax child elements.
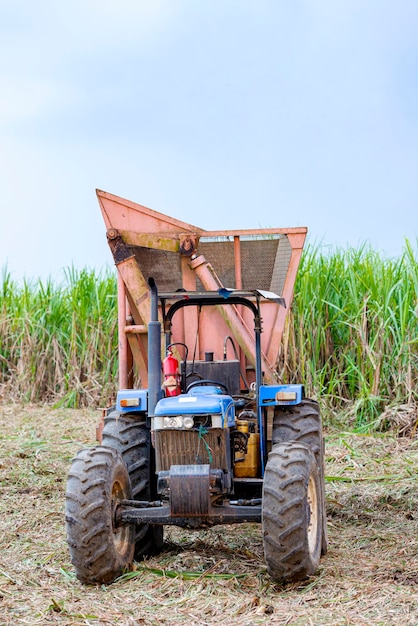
<box><xmin>186</xmin><ymin>379</ymin><xmax>229</xmax><ymax>394</ymax></box>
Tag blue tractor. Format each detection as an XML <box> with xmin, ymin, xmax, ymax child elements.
<box><xmin>65</xmin><ymin>278</ymin><xmax>327</xmax><ymax>585</ymax></box>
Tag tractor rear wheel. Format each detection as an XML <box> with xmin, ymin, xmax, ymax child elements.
<box><xmin>272</xmin><ymin>399</ymin><xmax>328</xmax><ymax>554</ymax></box>
<box><xmin>102</xmin><ymin>410</ymin><xmax>163</xmax><ymax>559</ymax></box>
<box><xmin>262</xmin><ymin>442</ymin><xmax>322</xmax><ymax>582</ymax></box>
<box><xmin>65</xmin><ymin>446</ymin><xmax>135</xmax><ymax>584</ymax></box>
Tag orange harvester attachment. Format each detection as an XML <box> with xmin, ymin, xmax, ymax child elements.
<box><xmin>96</xmin><ymin>189</ymin><xmax>307</xmax><ymax>389</ymax></box>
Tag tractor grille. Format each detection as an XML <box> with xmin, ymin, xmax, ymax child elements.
<box><xmin>154</xmin><ymin>429</ymin><xmax>228</xmax><ymax>472</ymax></box>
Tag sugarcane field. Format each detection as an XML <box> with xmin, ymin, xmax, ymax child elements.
<box><xmin>0</xmin><ymin>237</ymin><xmax>417</xmax><ymax>625</ymax></box>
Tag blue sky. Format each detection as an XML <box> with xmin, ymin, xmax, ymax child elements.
<box><xmin>1</xmin><ymin>0</ymin><xmax>417</xmax><ymax>282</ymax></box>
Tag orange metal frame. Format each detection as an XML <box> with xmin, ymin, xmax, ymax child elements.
<box><xmin>97</xmin><ymin>190</ymin><xmax>307</xmax><ymax>389</ymax></box>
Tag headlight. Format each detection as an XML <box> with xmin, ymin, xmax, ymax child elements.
<box><xmin>183</xmin><ymin>416</ymin><xmax>194</xmax><ymax>429</ymax></box>
<box><xmin>163</xmin><ymin>415</ymin><xmax>195</xmax><ymax>429</ymax></box>
<box><xmin>164</xmin><ymin>416</ymin><xmax>183</xmax><ymax>428</ymax></box>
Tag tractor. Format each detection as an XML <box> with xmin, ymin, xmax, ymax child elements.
<box><xmin>65</xmin><ymin>191</ymin><xmax>327</xmax><ymax>584</ymax></box>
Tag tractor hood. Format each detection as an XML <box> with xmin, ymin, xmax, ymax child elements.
<box><xmin>154</xmin><ymin>392</ymin><xmax>235</xmax><ymax>427</ymax></box>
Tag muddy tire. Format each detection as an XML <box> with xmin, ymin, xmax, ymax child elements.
<box><xmin>262</xmin><ymin>442</ymin><xmax>322</xmax><ymax>582</ymax></box>
<box><xmin>273</xmin><ymin>399</ymin><xmax>328</xmax><ymax>554</ymax></box>
<box><xmin>102</xmin><ymin>410</ymin><xmax>163</xmax><ymax>559</ymax></box>
<box><xmin>65</xmin><ymin>446</ymin><xmax>135</xmax><ymax>584</ymax></box>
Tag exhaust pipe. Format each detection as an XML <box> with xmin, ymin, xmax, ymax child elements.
<box><xmin>147</xmin><ymin>277</ymin><xmax>161</xmax><ymax>416</ymax></box>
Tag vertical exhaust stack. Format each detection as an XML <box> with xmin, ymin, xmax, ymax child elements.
<box><xmin>147</xmin><ymin>278</ymin><xmax>161</xmax><ymax>416</ymax></box>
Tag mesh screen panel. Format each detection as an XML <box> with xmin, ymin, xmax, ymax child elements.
<box><xmin>130</xmin><ymin>235</ymin><xmax>291</xmax><ymax>294</ymax></box>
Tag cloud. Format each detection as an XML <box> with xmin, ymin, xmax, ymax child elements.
<box><xmin>0</xmin><ymin>76</ymin><xmax>79</xmax><ymax>125</ymax></box>
<box><xmin>0</xmin><ymin>0</ymin><xmax>174</xmax><ymax>56</ymax></box>
<box><xmin>0</xmin><ymin>0</ymin><xmax>177</xmax><ymax>132</ymax></box>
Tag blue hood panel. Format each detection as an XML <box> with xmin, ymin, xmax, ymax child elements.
<box><xmin>154</xmin><ymin>393</ymin><xmax>235</xmax><ymax>427</ymax></box>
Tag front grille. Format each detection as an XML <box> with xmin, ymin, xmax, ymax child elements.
<box><xmin>154</xmin><ymin>428</ymin><xmax>228</xmax><ymax>472</ymax></box>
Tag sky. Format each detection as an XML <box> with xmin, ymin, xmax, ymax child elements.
<box><xmin>1</xmin><ymin>0</ymin><xmax>417</xmax><ymax>283</ymax></box>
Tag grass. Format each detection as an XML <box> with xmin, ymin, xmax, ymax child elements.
<box><xmin>0</xmin><ymin>240</ymin><xmax>417</xmax><ymax>431</ymax></box>
<box><xmin>279</xmin><ymin>240</ymin><xmax>418</xmax><ymax>427</ymax></box>
<box><xmin>0</xmin><ymin>267</ymin><xmax>118</xmax><ymax>407</ymax></box>
<box><xmin>0</xmin><ymin>404</ymin><xmax>417</xmax><ymax>625</ymax></box>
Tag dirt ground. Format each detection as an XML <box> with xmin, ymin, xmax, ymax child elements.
<box><xmin>0</xmin><ymin>404</ymin><xmax>417</xmax><ymax>626</ymax></box>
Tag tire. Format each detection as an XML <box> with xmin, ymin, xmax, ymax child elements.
<box><xmin>102</xmin><ymin>410</ymin><xmax>163</xmax><ymax>559</ymax></box>
<box><xmin>65</xmin><ymin>446</ymin><xmax>135</xmax><ymax>584</ymax></box>
<box><xmin>262</xmin><ymin>442</ymin><xmax>322</xmax><ymax>582</ymax></box>
<box><xmin>273</xmin><ymin>399</ymin><xmax>328</xmax><ymax>555</ymax></box>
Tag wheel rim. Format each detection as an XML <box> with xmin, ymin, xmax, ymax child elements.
<box><xmin>112</xmin><ymin>477</ymin><xmax>131</xmax><ymax>556</ymax></box>
<box><xmin>307</xmin><ymin>474</ymin><xmax>320</xmax><ymax>555</ymax></box>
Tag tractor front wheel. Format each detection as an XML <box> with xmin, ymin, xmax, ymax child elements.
<box><xmin>65</xmin><ymin>446</ymin><xmax>135</xmax><ymax>584</ymax></box>
<box><xmin>262</xmin><ymin>442</ymin><xmax>322</xmax><ymax>583</ymax></box>
<box><xmin>272</xmin><ymin>399</ymin><xmax>328</xmax><ymax>555</ymax></box>
<box><xmin>102</xmin><ymin>411</ymin><xmax>163</xmax><ymax>559</ymax></box>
